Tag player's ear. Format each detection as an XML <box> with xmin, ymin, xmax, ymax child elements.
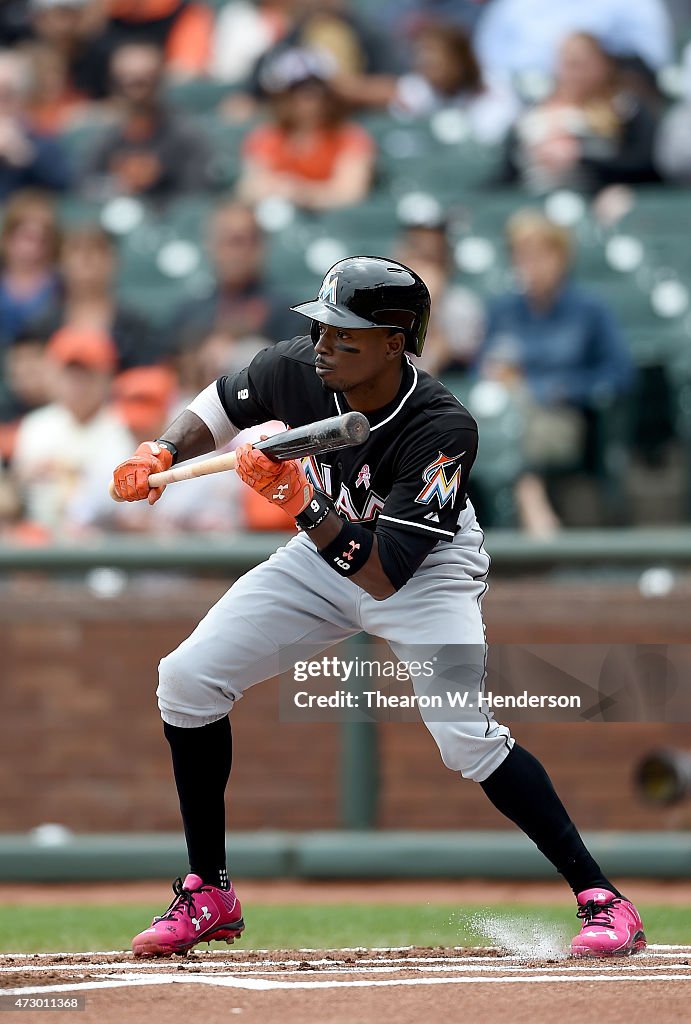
<box><xmin>385</xmin><ymin>330</ymin><xmax>406</xmax><ymax>360</ymax></box>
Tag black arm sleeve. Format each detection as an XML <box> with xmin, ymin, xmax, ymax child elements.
<box><xmin>376</xmin><ymin>527</ymin><xmax>440</xmax><ymax>592</ymax></box>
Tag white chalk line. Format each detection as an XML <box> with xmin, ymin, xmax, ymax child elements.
<box><xmin>3</xmin><ymin>961</ymin><xmax>691</xmax><ymax>979</ymax></box>
<box><xmin>3</xmin><ymin>972</ymin><xmax>691</xmax><ymax>996</ymax></box>
<box><xmin>2</xmin><ymin>943</ymin><xmax>690</xmax><ymax>997</ymax></box>
<box><xmin>1</xmin><ymin>947</ymin><xmax>689</xmax><ymax>976</ymax></box>
<box><xmin>1</xmin><ymin>942</ymin><xmax>687</xmax><ymax>962</ymax></box>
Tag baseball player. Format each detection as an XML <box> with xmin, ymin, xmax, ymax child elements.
<box><xmin>112</xmin><ymin>257</ymin><xmax>646</xmax><ymax>959</ymax></box>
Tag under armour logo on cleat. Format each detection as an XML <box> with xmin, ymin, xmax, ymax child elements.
<box><xmin>192</xmin><ymin>907</ymin><xmax>212</xmax><ymax>931</ymax></box>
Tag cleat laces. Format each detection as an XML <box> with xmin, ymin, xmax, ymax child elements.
<box><xmin>152</xmin><ymin>877</ymin><xmax>207</xmax><ymax>925</ymax></box>
<box><xmin>576</xmin><ymin>898</ymin><xmax>617</xmax><ymax>929</ymax></box>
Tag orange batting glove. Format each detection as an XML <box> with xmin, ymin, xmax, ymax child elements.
<box><xmin>235</xmin><ymin>443</ymin><xmax>313</xmax><ymax>518</ymax></box>
<box><xmin>112</xmin><ymin>441</ymin><xmax>174</xmax><ymax>505</ymax></box>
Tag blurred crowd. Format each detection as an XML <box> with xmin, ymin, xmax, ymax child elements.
<box><xmin>0</xmin><ymin>0</ymin><xmax>690</xmax><ymax>539</ymax></box>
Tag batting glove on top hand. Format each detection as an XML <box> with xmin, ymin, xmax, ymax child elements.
<box><xmin>235</xmin><ymin>443</ymin><xmax>313</xmax><ymax>518</ymax></box>
<box><xmin>112</xmin><ymin>442</ymin><xmax>174</xmax><ymax>504</ymax></box>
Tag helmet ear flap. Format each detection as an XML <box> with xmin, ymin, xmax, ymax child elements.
<box><xmin>310</xmin><ymin>321</ymin><xmax>320</xmax><ymax>345</ymax></box>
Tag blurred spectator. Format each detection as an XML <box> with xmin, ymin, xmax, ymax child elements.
<box><xmin>29</xmin><ymin>0</ymin><xmax>112</xmax><ymax>101</ymax></box>
<box><xmin>392</xmin><ymin>215</ymin><xmax>484</xmax><ymax>378</ymax></box>
<box><xmin>0</xmin><ymin>457</ymin><xmax>48</xmax><ymax>543</ymax></box>
<box><xmin>249</xmin><ymin>0</ymin><xmax>397</xmax><ymax>85</ymax></box>
<box><xmin>0</xmin><ymin>1</ymin><xmax>32</xmax><ymax>47</ymax></box>
<box><xmin>71</xmin><ymin>361</ymin><xmax>243</xmax><ymax>534</ymax></box>
<box><xmin>81</xmin><ymin>41</ymin><xmax>213</xmax><ymax>200</ymax></box>
<box><xmin>22</xmin><ymin>40</ymin><xmax>90</xmax><ymax>134</ymax></box>
<box><xmin>478</xmin><ymin>210</ymin><xmax>633</xmax><ymax>534</ymax></box>
<box><xmin>0</xmin><ymin>190</ymin><xmax>61</xmax><ymax>348</ymax></box>
<box><xmin>10</xmin><ymin>324</ymin><xmax>133</xmax><ymax>532</ymax></box>
<box><xmin>0</xmin><ymin>462</ymin><xmax>24</xmax><ymax>537</ymax></box>
<box><xmin>336</xmin><ymin>21</ymin><xmax>518</xmax><ymax>146</ymax></box>
<box><xmin>0</xmin><ymin>327</ymin><xmax>52</xmax><ymax>466</ymax></box>
<box><xmin>210</xmin><ymin>0</ymin><xmax>293</xmax><ymax>84</ymax></box>
<box><xmin>475</xmin><ymin>0</ymin><xmax>673</xmax><ymax>81</ymax></box>
<box><xmin>28</xmin><ymin>223</ymin><xmax>160</xmax><ymax>370</ymax></box>
<box><xmin>655</xmin><ymin>41</ymin><xmax>691</xmax><ymax>184</ymax></box>
<box><xmin>112</xmin><ymin>363</ymin><xmax>177</xmax><ymax>440</ymax></box>
<box><xmin>373</xmin><ymin>0</ymin><xmax>493</xmax><ymax>41</ymax></box>
<box><xmin>238</xmin><ymin>48</ymin><xmax>375</xmax><ymax>210</ymax></box>
<box><xmin>499</xmin><ymin>33</ymin><xmax>659</xmax><ymax>194</ymax></box>
<box><xmin>105</xmin><ymin>0</ymin><xmax>214</xmax><ymax>79</ymax></box>
<box><xmin>0</xmin><ymin>326</ymin><xmax>52</xmax><ymax>421</ymax></box>
<box><xmin>170</xmin><ymin>201</ymin><xmax>302</xmax><ymax>362</ymax></box>
<box><xmin>294</xmin><ymin>0</ymin><xmax>394</xmax><ymax>74</ymax></box>
<box><xmin>0</xmin><ymin>50</ymin><xmax>71</xmax><ymax>197</ymax></box>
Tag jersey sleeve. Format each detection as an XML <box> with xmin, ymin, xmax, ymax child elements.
<box><xmin>216</xmin><ymin>343</ymin><xmax>281</xmax><ymax>429</ymax></box>
<box><xmin>374</xmin><ymin>418</ymin><xmax>478</xmax><ymax>590</ymax></box>
<box><xmin>377</xmin><ymin>419</ymin><xmax>478</xmax><ymax>542</ymax></box>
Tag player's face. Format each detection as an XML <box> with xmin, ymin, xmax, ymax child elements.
<box><xmin>313</xmin><ymin>323</ymin><xmax>404</xmax><ymax>395</ymax></box>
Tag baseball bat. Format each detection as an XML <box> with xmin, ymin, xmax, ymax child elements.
<box><xmin>109</xmin><ymin>411</ymin><xmax>370</xmax><ymax>502</ymax></box>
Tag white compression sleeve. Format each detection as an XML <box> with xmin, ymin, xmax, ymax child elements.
<box><xmin>186</xmin><ymin>382</ymin><xmax>239</xmax><ymax>449</ymax></box>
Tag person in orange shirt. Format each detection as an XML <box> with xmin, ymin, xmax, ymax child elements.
<box><xmin>237</xmin><ymin>47</ymin><xmax>375</xmax><ymax>211</ymax></box>
<box><xmin>106</xmin><ymin>0</ymin><xmax>213</xmax><ymax>79</ymax></box>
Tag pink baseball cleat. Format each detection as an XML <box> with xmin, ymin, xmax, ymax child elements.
<box><xmin>570</xmin><ymin>888</ymin><xmax>646</xmax><ymax>957</ymax></box>
<box><xmin>132</xmin><ymin>873</ymin><xmax>245</xmax><ymax>956</ymax></box>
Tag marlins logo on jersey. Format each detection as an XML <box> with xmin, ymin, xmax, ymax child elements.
<box><xmin>415</xmin><ymin>451</ymin><xmax>465</xmax><ymax>509</ymax></box>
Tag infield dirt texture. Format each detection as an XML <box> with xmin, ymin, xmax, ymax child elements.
<box><xmin>1</xmin><ymin>881</ymin><xmax>690</xmax><ymax>1024</ymax></box>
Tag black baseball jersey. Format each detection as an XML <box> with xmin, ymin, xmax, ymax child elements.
<box><xmin>217</xmin><ymin>335</ymin><xmax>478</xmax><ymax>585</ymax></box>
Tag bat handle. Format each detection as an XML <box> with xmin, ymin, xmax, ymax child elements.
<box><xmin>109</xmin><ymin>450</ymin><xmax>239</xmax><ymax>503</ymax></box>
<box><xmin>109</xmin><ymin>480</ymin><xmax>125</xmax><ymax>503</ymax></box>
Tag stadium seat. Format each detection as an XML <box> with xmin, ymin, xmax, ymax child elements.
<box><xmin>198</xmin><ymin>115</ymin><xmax>259</xmax><ymax>189</ymax></box>
<box><xmin>60</xmin><ymin>120</ymin><xmax>109</xmax><ymax>168</ymax></box>
<box><xmin>616</xmin><ymin>188</ymin><xmax>690</xmax><ymax>238</ymax></box>
<box><xmin>442</xmin><ymin>375</ymin><xmax>524</xmax><ymax>527</ymax></box>
<box><xmin>164</xmin><ymin>78</ymin><xmax>235</xmax><ymax>114</ymax></box>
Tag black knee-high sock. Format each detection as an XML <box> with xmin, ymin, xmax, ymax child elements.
<box><xmin>480</xmin><ymin>743</ymin><xmax>622</xmax><ymax>898</ymax></box>
<box><xmin>163</xmin><ymin>717</ymin><xmax>232</xmax><ymax>890</ymax></box>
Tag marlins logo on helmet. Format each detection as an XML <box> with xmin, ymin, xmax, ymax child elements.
<box><xmin>319</xmin><ymin>272</ymin><xmax>339</xmax><ymax>304</ymax></box>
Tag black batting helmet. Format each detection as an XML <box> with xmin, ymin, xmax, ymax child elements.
<box><xmin>291</xmin><ymin>256</ymin><xmax>431</xmax><ymax>357</ymax></box>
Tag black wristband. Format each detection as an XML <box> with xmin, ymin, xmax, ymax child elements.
<box><xmin>318</xmin><ymin>521</ymin><xmax>374</xmax><ymax>577</ymax></box>
<box><xmin>295</xmin><ymin>489</ymin><xmax>334</xmax><ymax>531</ymax></box>
<box><xmin>155</xmin><ymin>439</ymin><xmax>179</xmax><ymax>465</ymax></box>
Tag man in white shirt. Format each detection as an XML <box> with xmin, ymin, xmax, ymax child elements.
<box><xmin>12</xmin><ymin>324</ymin><xmax>133</xmax><ymax>533</ymax></box>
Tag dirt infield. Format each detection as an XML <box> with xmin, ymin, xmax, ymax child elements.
<box><xmin>3</xmin><ymin>883</ymin><xmax>690</xmax><ymax>1023</ymax></box>
<box><xmin>2</xmin><ymin>945</ymin><xmax>690</xmax><ymax>1024</ymax></box>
